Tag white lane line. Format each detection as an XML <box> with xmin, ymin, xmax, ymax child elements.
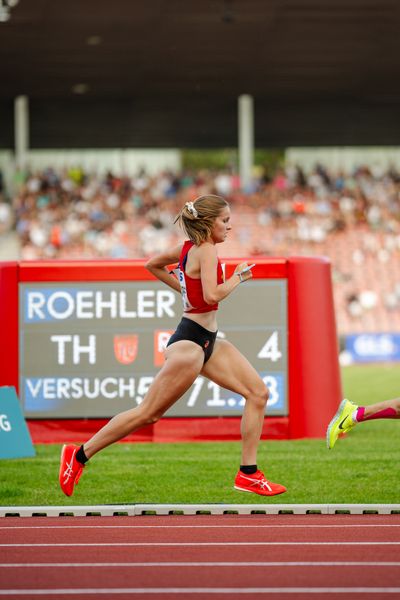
<box><xmin>1</xmin><ymin>524</ymin><xmax>400</xmax><ymax>530</ymax></box>
<box><xmin>1</xmin><ymin>542</ymin><xmax>400</xmax><ymax>547</ymax></box>
<box><xmin>1</xmin><ymin>587</ymin><xmax>400</xmax><ymax>595</ymax></box>
<box><xmin>1</xmin><ymin>561</ymin><xmax>400</xmax><ymax>568</ymax></box>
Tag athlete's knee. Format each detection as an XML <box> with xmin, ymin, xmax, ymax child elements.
<box><xmin>135</xmin><ymin>405</ymin><xmax>165</xmax><ymax>426</ymax></box>
<box><xmin>141</xmin><ymin>411</ymin><xmax>162</xmax><ymax>426</ymax></box>
<box><xmin>247</xmin><ymin>383</ymin><xmax>269</xmax><ymax>410</ymax></box>
<box><xmin>392</xmin><ymin>398</ymin><xmax>400</xmax><ymax>415</ymax></box>
<box><xmin>145</xmin><ymin>413</ymin><xmax>162</xmax><ymax>425</ymax></box>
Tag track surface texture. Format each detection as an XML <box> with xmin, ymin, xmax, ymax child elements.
<box><xmin>1</xmin><ymin>514</ymin><xmax>400</xmax><ymax>599</ymax></box>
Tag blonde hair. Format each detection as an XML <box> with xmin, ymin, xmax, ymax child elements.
<box><xmin>174</xmin><ymin>195</ymin><xmax>229</xmax><ymax>245</ymax></box>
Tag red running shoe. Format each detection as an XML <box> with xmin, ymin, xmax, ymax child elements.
<box><xmin>59</xmin><ymin>444</ymin><xmax>84</xmax><ymax>497</ymax></box>
<box><xmin>234</xmin><ymin>469</ymin><xmax>286</xmax><ymax>497</ymax></box>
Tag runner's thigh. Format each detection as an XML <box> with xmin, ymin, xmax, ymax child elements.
<box><xmin>200</xmin><ymin>339</ymin><xmax>265</xmax><ymax>397</ymax></box>
<box><xmin>138</xmin><ymin>340</ymin><xmax>204</xmax><ymax>415</ymax></box>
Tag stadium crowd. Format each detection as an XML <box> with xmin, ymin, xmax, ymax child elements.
<box><xmin>1</xmin><ymin>162</ymin><xmax>400</xmax><ymax>334</ymax></box>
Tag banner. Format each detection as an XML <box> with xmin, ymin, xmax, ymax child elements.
<box><xmin>0</xmin><ymin>386</ymin><xmax>35</xmax><ymax>459</ymax></box>
<box><xmin>345</xmin><ymin>333</ymin><xmax>400</xmax><ymax>363</ymax></box>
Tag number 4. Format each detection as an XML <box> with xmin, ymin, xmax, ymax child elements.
<box><xmin>258</xmin><ymin>331</ymin><xmax>282</xmax><ymax>362</ymax></box>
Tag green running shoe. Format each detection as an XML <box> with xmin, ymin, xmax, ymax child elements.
<box><xmin>326</xmin><ymin>399</ymin><xmax>358</xmax><ymax>449</ymax></box>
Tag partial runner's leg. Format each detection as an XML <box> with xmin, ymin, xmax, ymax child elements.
<box><xmin>355</xmin><ymin>397</ymin><xmax>400</xmax><ymax>422</ymax></box>
<box><xmin>84</xmin><ymin>340</ymin><xmax>204</xmax><ymax>458</ymax></box>
<box><xmin>201</xmin><ymin>339</ymin><xmax>267</xmax><ymax>466</ymax></box>
<box><xmin>201</xmin><ymin>339</ymin><xmax>286</xmax><ymax>496</ymax></box>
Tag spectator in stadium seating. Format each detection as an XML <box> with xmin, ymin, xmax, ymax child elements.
<box><xmin>327</xmin><ymin>397</ymin><xmax>400</xmax><ymax>449</ymax></box>
<box><xmin>59</xmin><ymin>195</ymin><xmax>287</xmax><ymax>498</ymax></box>
<box><xmin>346</xmin><ymin>293</ymin><xmax>363</xmax><ymax>318</ymax></box>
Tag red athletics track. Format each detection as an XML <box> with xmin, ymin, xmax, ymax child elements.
<box><xmin>1</xmin><ymin>514</ymin><xmax>400</xmax><ymax>599</ymax></box>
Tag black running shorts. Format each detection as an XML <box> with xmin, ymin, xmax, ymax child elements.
<box><xmin>166</xmin><ymin>317</ymin><xmax>217</xmax><ymax>363</ymax></box>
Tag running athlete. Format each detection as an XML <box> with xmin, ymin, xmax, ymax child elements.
<box><xmin>59</xmin><ymin>195</ymin><xmax>287</xmax><ymax>497</ymax></box>
<box><xmin>327</xmin><ymin>396</ymin><xmax>400</xmax><ymax>449</ymax></box>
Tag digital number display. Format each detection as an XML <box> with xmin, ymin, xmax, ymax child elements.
<box><xmin>19</xmin><ymin>280</ymin><xmax>287</xmax><ymax>418</ymax></box>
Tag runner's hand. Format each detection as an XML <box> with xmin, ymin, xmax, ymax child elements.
<box><xmin>234</xmin><ymin>262</ymin><xmax>254</xmax><ymax>283</ymax></box>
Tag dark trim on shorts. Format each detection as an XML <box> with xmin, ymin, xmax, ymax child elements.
<box><xmin>166</xmin><ymin>317</ymin><xmax>217</xmax><ymax>363</ymax></box>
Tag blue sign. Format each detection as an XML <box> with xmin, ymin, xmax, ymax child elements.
<box><xmin>345</xmin><ymin>333</ymin><xmax>400</xmax><ymax>363</ymax></box>
<box><xmin>0</xmin><ymin>387</ymin><xmax>35</xmax><ymax>459</ymax></box>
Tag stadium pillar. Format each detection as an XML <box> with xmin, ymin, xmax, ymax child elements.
<box><xmin>14</xmin><ymin>95</ymin><xmax>29</xmax><ymax>168</ymax></box>
<box><xmin>238</xmin><ymin>94</ymin><xmax>254</xmax><ymax>191</ymax></box>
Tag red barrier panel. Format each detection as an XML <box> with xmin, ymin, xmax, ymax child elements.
<box><xmin>27</xmin><ymin>416</ymin><xmax>289</xmax><ymax>444</ymax></box>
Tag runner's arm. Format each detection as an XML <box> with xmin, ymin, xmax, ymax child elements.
<box><xmin>199</xmin><ymin>243</ymin><xmax>252</xmax><ymax>304</ymax></box>
<box><xmin>145</xmin><ymin>245</ymin><xmax>182</xmax><ymax>293</ymax></box>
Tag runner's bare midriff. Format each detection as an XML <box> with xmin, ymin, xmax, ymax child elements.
<box><xmin>183</xmin><ymin>310</ymin><xmax>218</xmax><ymax>332</ymax></box>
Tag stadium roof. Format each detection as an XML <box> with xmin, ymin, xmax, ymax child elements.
<box><xmin>1</xmin><ymin>0</ymin><xmax>400</xmax><ymax>147</ymax></box>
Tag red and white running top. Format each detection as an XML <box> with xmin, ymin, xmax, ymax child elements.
<box><xmin>175</xmin><ymin>241</ymin><xmax>224</xmax><ymax>313</ymax></box>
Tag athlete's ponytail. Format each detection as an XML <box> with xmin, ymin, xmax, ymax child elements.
<box><xmin>174</xmin><ymin>195</ymin><xmax>228</xmax><ymax>245</ymax></box>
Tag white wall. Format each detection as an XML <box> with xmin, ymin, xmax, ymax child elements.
<box><xmin>0</xmin><ymin>148</ymin><xmax>182</xmax><ymax>196</ymax></box>
<box><xmin>286</xmin><ymin>146</ymin><xmax>400</xmax><ymax>173</ymax></box>
<box><xmin>22</xmin><ymin>148</ymin><xmax>182</xmax><ymax>176</ymax></box>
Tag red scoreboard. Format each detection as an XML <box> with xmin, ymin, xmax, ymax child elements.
<box><xmin>0</xmin><ymin>256</ymin><xmax>341</xmax><ymax>441</ymax></box>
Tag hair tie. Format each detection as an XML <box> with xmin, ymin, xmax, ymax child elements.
<box><xmin>185</xmin><ymin>201</ymin><xmax>198</xmax><ymax>218</ymax></box>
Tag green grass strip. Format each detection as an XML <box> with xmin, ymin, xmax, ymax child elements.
<box><xmin>1</xmin><ymin>364</ymin><xmax>399</xmax><ymax>506</ymax></box>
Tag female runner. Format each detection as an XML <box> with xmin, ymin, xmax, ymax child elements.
<box><xmin>59</xmin><ymin>195</ymin><xmax>287</xmax><ymax>497</ymax></box>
